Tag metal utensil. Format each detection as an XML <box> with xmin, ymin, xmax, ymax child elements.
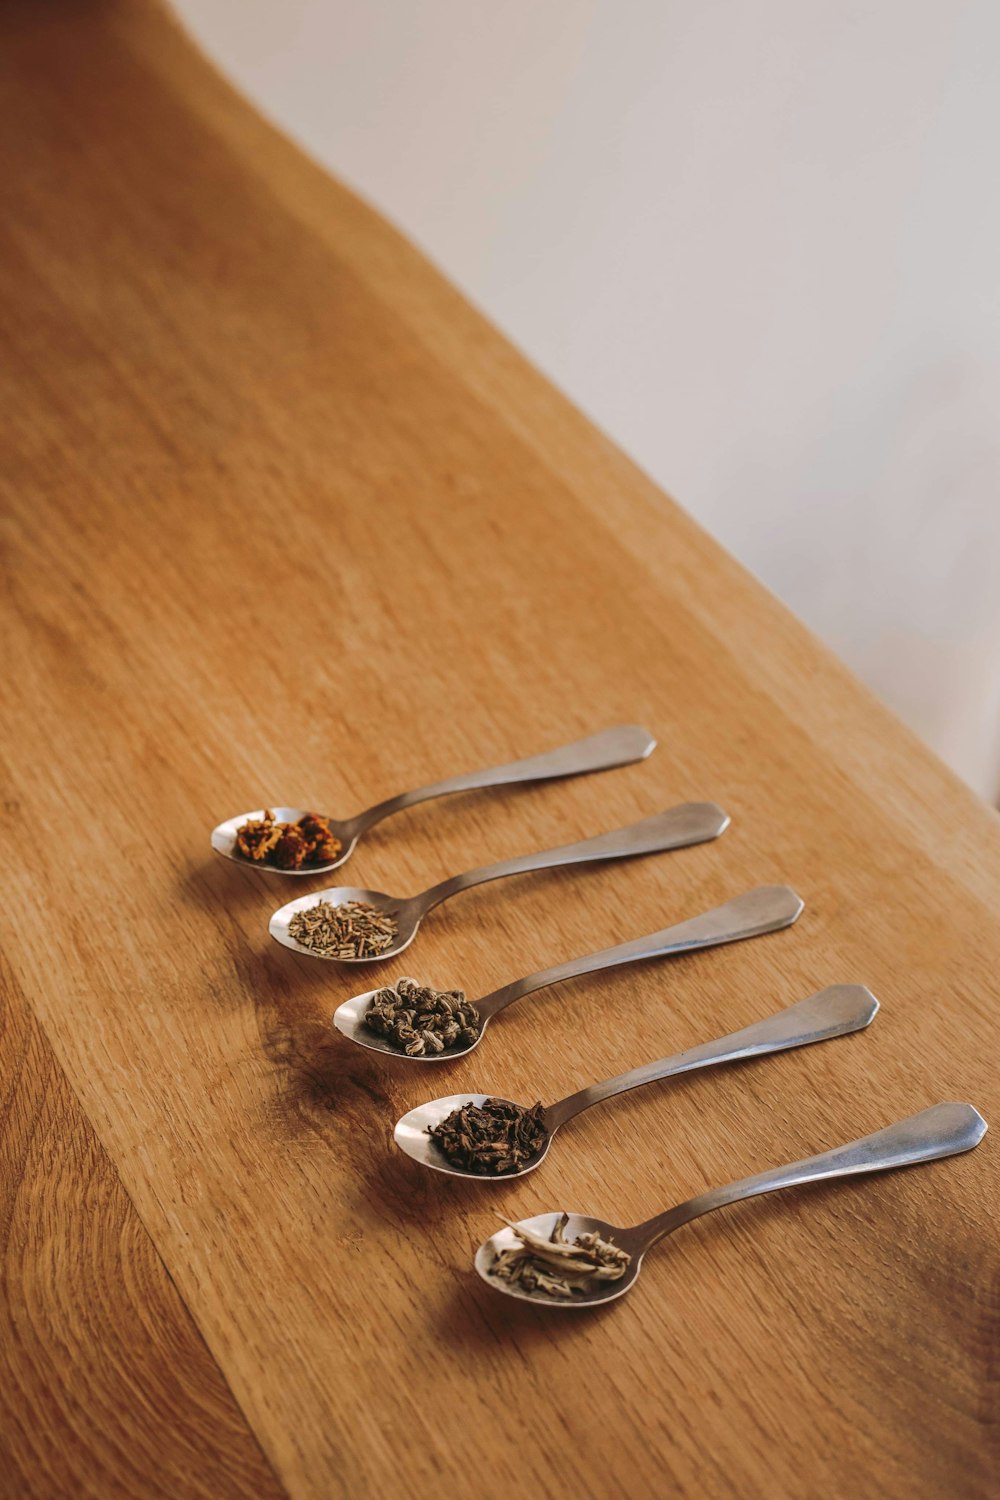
<box><xmin>271</xmin><ymin>801</ymin><xmax>731</xmax><ymax>964</ymax></box>
<box><xmin>395</xmin><ymin>985</ymin><xmax>878</xmax><ymax>1178</ymax></box>
<box><xmin>212</xmin><ymin>724</ymin><xmax>656</xmax><ymax>876</ymax></box>
<box><xmin>333</xmin><ymin>884</ymin><xmax>803</xmax><ymax>1047</ymax></box>
<box><xmin>475</xmin><ymin>1102</ymin><xmax>988</xmax><ymax>1308</ymax></box>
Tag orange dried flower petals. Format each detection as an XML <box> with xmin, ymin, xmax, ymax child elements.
<box><xmin>234</xmin><ymin>810</ymin><xmax>342</xmax><ymax>869</ymax></box>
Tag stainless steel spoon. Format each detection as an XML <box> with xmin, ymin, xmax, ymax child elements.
<box><xmin>332</xmin><ymin>884</ymin><xmax>803</xmax><ymax>1049</ymax></box>
<box><xmin>395</xmin><ymin>985</ymin><xmax>878</xmax><ymax>1178</ymax></box>
<box><xmin>212</xmin><ymin>724</ymin><xmax>656</xmax><ymax>876</ymax></box>
<box><xmin>475</xmin><ymin>1102</ymin><xmax>988</xmax><ymax>1309</ymax></box>
<box><xmin>271</xmin><ymin>801</ymin><xmax>731</xmax><ymax>964</ymax></box>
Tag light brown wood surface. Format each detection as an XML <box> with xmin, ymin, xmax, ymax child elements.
<box><xmin>0</xmin><ymin>958</ymin><xmax>286</xmax><ymax>1500</ymax></box>
<box><xmin>0</xmin><ymin>2</ymin><xmax>996</xmax><ymax>1496</ymax></box>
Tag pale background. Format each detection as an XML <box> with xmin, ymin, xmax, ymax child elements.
<box><xmin>172</xmin><ymin>0</ymin><xmax>1000</xmax><ymax>799</ymax></box>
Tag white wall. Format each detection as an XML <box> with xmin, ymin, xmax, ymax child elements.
<box><xmin>173</xmin><ymin>0</ymin><xmax>1000</xmax><ymax>797</ymax></box>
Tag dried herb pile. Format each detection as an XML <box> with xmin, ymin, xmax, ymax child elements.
<box><xmin>429</xmin><ymin>1097</ymin><xmax>547</xmax><ymax>1174</ymax></box>
<box><xmin>363</xmin><ymin>978</ymin><xmax>481</xmax><ymax>1056</ymax></box>
<box><xmin>288</xmin><ymin>899</ymin><xmax>398</xmax><ymax>959</ymax></box>
<box><xmin>490</xmin><ymin>1213</ymin><xmax>631</xmax><ymax>1298</ymax></box>
<box><xmin>235</xmin><ymin>810</ymin><xmax>342</xmax><ymax>870</ymax></box>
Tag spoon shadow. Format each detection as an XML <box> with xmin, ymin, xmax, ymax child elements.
<box><xmin>228</xmin><ymin>937</ymin><xmax>394</xmax><ymax>1117</ymax></box>
<box><xmin>430</xmin><ymin>1256</ymin><xmax>626</xmax><ymax>1351</ymax></box>
<box><xmin>347</xmin><ymin>1130</ymin><xmax>550</xmax><ymax>1242</ymax></box>
<box><xmin>176</xmin><ymin>855</ymin><xmax>276</xmax><ymax>911</ymax></box>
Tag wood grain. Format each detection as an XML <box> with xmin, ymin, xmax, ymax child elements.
<box><xmin>0</xmin><ymin>958</ymin><xmax>285</xmax><ymax>1500</ymax></box>
<box><xmin>0</xmin><ymin>1</ymin><xmax>997</xmax><ymax>1496</ymax></box>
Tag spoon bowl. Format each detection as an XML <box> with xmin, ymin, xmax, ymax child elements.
<box><xmin>269</xmin><ymin>886</ymin><xmax>420</xmax><ymax>963</ymax></box>
<box><xmin>394</xmin><ymin>1093</ymin><xmax>554</xmax><ymax>1179</ymax></box>
<box><xmin>475</xmin><ymin>1213</ymin><xmax>642</xmax><ymax>1308</ymax></box>
<box><xmin>332</xmin><ymin>979</ymin><xmax>488</xmax><ymax>1059</ymax></box>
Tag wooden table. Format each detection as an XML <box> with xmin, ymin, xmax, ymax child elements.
<box><xmin>1</xmin><ymin>4</ymin><xmax>996</xmax><ymax>1496</ymax></box>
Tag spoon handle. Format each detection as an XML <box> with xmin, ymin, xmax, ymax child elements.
<box><xmin>545</xmin><ymin>985</ymin><xmax>878</xmax><ymax>1130</ymax></box>
<box><xmin>413</xmin><ymin>803</ymin><xmax>730</xmax><ymax>915</ymax></box>
<box><xmin>635</xmin><ymin>1103</ymin><xmax>988</xmax><ymax>1251</ymax></box>
<box><xmin>478</xmin><ymin>885</ymin><xmax>802</xmax><ymax>1019</ymax></box>
<box><xmin>346</xmin><ymin>726</ymin><xmax>655</xmax><ymax>837</ymax></box>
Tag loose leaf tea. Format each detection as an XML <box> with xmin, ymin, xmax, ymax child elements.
<box><xmin>288</xmin><ymin>899</ymin><xmax>398</xmax><ymax>959</ymax></box>
<box><xmin>490</xmin><ymin>1213</ymin><xmax>631</xmax><ymax>1298</ymax></box>
<box><xmin>429</xmin><ymin>1097</ymin><xmax>547</xmax><ymax>1174</ymax></box>
<box><xmin>235</xmin><ymin>810</ymin><xmax>342</xmax><ymax>870</ymax></box>
<box><xmin>364</xmin><ymin>977</ymin><xmax>481</xmax><ymax>1056</ymax></box>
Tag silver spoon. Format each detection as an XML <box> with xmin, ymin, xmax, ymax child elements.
<box><xmin>332</xmin><ymin>884</ymin><xmax>803</xmax><ymax>1050</ymax></box>
<box><xmin>271</xmin><ymin>801</ymin><xmax>731</xmax><ymax>964</ymax></box>
<box><xmin>395</xmin><ymin>985</ymin><xmax>878</xmax><ymax>1178</ymax></box>
<box><xmin>475</xmin><ymin>1102</ymin><xmax>988</xmax><ymax>1309</ymax></box>
<box><xmin>211</xmin><ymin>724</ymin><xmax>656</xmax><ymax>876</ymax></box>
